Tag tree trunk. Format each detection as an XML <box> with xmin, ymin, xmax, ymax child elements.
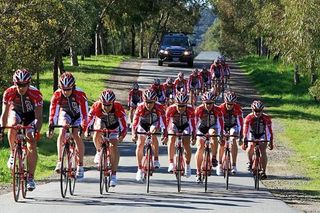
<box><xmin>70</xmin><ymin>47</ymin><xmax>79</xmax><ymax>66</ymax></box>
<box><xmin>53</xmin><ymin>55</ymin><xmax>59</xmax><ymax>92</ymax></box>
<box><xmin>294</xmin><ymin>64</ymin><xmax>299</xmax><ymax>85</ymax></box>
<box><xmin>36</xmin><ymin>69</ymin><xmax>40</xmax><ymax>89</ymax></box>
<box><xmin>310</xmin><ymin>60</ymin><xmax>317</xmax><ymax>84</ymax></box>
<box><xmin>139</xmin><ymin>22</ymin><xmax>144</xmax><ymax>58</ymax></box>
<box><xmin>99</xmin><ymin>27</ymin><xmax>105</xmax><ymax>55</ymax></box>
<box><xmin>95</xmin><ymin>22</ymin><xmax>102</xmax><ymax>56</ymax></box>
<box><xmin>131</xmin><ymin>24</ymin><xmax>136</xmax><ymax>56</ymax></box>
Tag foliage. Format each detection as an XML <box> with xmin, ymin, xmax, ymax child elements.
<box><xmin>309</xmin><ymin>79</ymin><xmax>320</xmax><ymax>101</ymax></box>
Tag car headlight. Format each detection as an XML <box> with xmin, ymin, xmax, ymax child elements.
<box><xmin>159</xmin><ymin>50</ymin><xmax>169</xmax><ymax>55</ymax></box>
<box><xmin>159</xmin><ymin>49</ymin><xmax>165</xmax><ymax>54</ymax></box>
<box><xmin>183</xmin><ymin>51</ymin><xmax>191</xmax><ymax>56</ymax></box>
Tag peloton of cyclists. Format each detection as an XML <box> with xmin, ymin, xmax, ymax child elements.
<box><xmin>128</xmin><ymin>82</ymin><xmax>143</xmax><ymax>128</ymax></box>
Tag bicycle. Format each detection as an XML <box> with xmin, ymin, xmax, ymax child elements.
<box><xmin>88</xmin><ymin>128</ymin><xmax>118</xmax><ymax>194</ymax></box>
<box><xmin>49</xmin><ymin>125</ymin><xmax>80</xmax><ymax>198</ymax></box>
<box><xmin>222</xmin><ymin>130</ymin><xmax>239</xmax><ymax>190</ymax></box>
<box><xmin>3</xmin><ymin>125</ymin><xmax>33</xmax><ymax>202</ymax></box>
<box><xmin>168</xmin><ymin>132</ymin><xmax>191</xmax><ymax>192</ymax></box>
<box><xmin>196</xmin><ymin>133</ymin><xmax>220</xmax><ymax>192</ymax></box>
<box><xmin>136</xmin><ymin>131</ymin><xmax>161</xmax><ymax>193</ymax></box>
<box><xmin>246</xmin><ymin>139</ymin><xmax>269</xmax><ymax>190</ymax></box>
<box><xmin>211</xmin><ymin>78</ymin><xmax>222</xmax><ymax>98</ymax></box>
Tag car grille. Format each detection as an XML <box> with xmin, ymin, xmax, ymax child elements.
<box><xmin>170</xmin><ymin>50</ymin><xmax>183</xmax><ymax>57</ymax></box>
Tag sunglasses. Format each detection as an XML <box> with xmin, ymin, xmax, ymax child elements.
<box><xmin>62</xmin><ymin>88</ymin><xmax>72</xmax><ymax>91</ymax></box>
<box><xmin>205</xmin><ymin>102</ymin><xmax>214</xmax><ymax>105</ymax></box>
<box><xmin>146</xmin><ymin>101</ymin><xmax>155</xmax><ymax>104</ymax></box>
<box><xmin>226</xmin><ymin>103</ymin><xmax>234</xmax><ymax>106</ymax></box>
<box><xmin>103</xmin><ymin>104</ymin><xmax>112</xmax><ymax>107</ymax></box>
<box><xmin>254</xmin><ymin>110</ymin><xmax>262</xmax><ymax>113</ymax></box>
<box><xmin>177</xmin><ymin>104</ymin><xmax>186</xmax><ymax>108</ymax></box>
<box><xmin>16</xmin><ymin>83</ymin><xmax>29</xmax><ymax>88</ymax></box>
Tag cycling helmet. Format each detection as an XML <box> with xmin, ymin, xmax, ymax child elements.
<box><xmin>201</xmin><ymin>66</ymin><xmax>208</xmax><ymax>72</ymax></box>
<box><xmin>178</xmin><ymin>72</ymin><xmax>184</xmax><ymax>79</ymax></box>
<box><xmin>153</xmin><ymin>78</ymin><xmax>160</xmax><ymax>86</ymax></box>
<box><xmin>132</xmin><ymin>82</ymin><xmax>139</xmax><ymax>90</ymax></box>
<box><xmin>166</xmin><ymin>77</ymin><xmax>174</xmax><ymax>85</ymax></box>
<box><xmin>143</xmin><ymin>89</ymin><xmax>157</xmax><ymax>101</ymax></box>
<box><xmin>175</xmin><ymin>92</ymin><xmax>189</xmax><ymax>104</ymax></box>
<box><xmin>59</xmin><ymin>72</ymin><xmax>75</xmax><ymax>89</ymax></box>
<box><xmin>224</xmin><ymin>91</ymin><xmax>237</xmax><ymax>103</ymax></box>
<box><xmin>100</xmin><ymin>89</ymin><xmax>116</xmax><ymax>104</ymax></box>
<box><xmin>13</xmin><ymin>69</ymin><xmax>31</xmax><ymax>84</ymax></box>
<box><xmin>251</xmin><ymin>100</ymin><xmax>264</xmax><ymax>111</ymax></box>
<box><xmin>191</xmin><ymin>69</ymin><xmax>198</xmax><ymax>76</ymax></box>
<box><xmin>202</xmin><ymin>91</ymin><xmax>216</xmax><ymax>103</ymax></box>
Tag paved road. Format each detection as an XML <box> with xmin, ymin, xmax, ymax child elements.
<box><xmin>0</xmin><ymin>52</ymin><xmax>300</xmax><ymax>213</ymax></box>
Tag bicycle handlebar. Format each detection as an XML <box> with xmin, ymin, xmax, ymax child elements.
<box><xmin>167</xmin><ymin>133</ymin><xmax>191</xmax><ymax>137</ymax></box>
<box><xmin>89</xmin><ymin>129</ymin><xmax>118</xmax><ymax>133</ymax></box>
<box><xmin>2</xmin><ymin>125</ymin><xmax>34</xmax><ymax>130</ymax></box>
<box><xmin>196</xmin><ymin>134</ymin><xmax>220</xmax><ymax>137</ymax></box>
<box><xmin>51</xmin><ymin>125</ymin><xmax>81</xmax><ymax>129</ymax></box>
<box><xmin>136</xmin><ymin>131</ymin><xmax>162</xmax><ymax>136</ymax></box>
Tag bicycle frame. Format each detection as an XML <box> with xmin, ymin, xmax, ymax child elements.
<box><xmin>4</xmin><ymin>125</ymin><xmax>33</xmax><ymax>202</ymax></box>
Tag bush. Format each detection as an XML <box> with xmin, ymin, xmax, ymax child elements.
<box><xmin>309</xmin><ymin>79</ymin><xmax>320</xmax><ymax>101</ymax></box>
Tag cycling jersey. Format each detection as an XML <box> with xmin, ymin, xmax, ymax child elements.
<box><xmin>166</xmin><ymin>104</ymin><xmax>195</xmax><ymax>133</ymax></box>
<box><xmin>87</xmin><ymin>101</ymin><xmax>127</xmax><ymax>137</ymax></box>
<box><xmin>151</xmin><ymin>84</ymin><xmax>166</xmax><ymax>103</ymax></box>
<box><xmin>210</xmin><ymin>64</ymin><xmax>224</xmax><ymax>79</ymax></box>
<box><xmin>200</xmin><ymin>71</ymin><xmax>212</xmax><ymax>84</ymax></box>
<box><xmin>163</xmin><ymin>83</ymin><xmax>176</xmax><ymax>98</ymax></box>
<box><xmin>222</xmin><ymin>63</ymin><xmax>231</xmax><ymax>77</ymax></box>
<box><xmin>195</xmin><ymin>104</ymin><xmax>224</xmax><ymax>134</ymax></box>
<box><xmin>2</xmin><ymin>85</ymin><xmax>43</xmax><ymax>125</ymax></box>
<box><xmin>188</xmin><ymin>74</ymin><xmax>203</xmax><ymax>91</ymax></box>
<box><xmin>49</xmin><ymin>87</ymin><xmax>88</xmax><ymax>126</ymax></box>
<box><xmin>219</xmin><ymin>103</ymin><xmax>243</xmax><ymax>131</ymax></box>
<box><xmin>128</xmin><ymin>89</ymin><xmax>142</xmax><ymax>107</ymax></box>
<box><xmin>132</xmin><ymin>102</ymin><xmax>166</xmax><ymax>134</ymax></box>
<box><xmin>173</xmin><ymin>78</ymin><xmax>188</xmax><ymax>93</ymax></box>
<box><xmin>243</xmin><ymin>113</ymin><xmax>273</xmax><ymax>140</ymax></box>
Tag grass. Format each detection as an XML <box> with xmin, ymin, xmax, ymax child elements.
<box><xmin>0</xmin><ymin>55</ymin><xmax>128</xmax><ymax>183</ymax></box>
<box><xmin>238</xmin><ymin>55</ymin><xmax>320</xmax><ymax>194</ymax></box>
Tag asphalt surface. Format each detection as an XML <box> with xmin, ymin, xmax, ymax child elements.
<box><xmin>0</xmin><ymin>52</ymin><xmax>300</xmax><ymax>213</ymax></box>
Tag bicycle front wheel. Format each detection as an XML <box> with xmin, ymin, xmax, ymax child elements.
<box><xmin>254</xmin><ymin>158</ymin><xmax>260</xmax><ymax>190</ymax></box>
<box><xmin>99</xmin><ymin>148</ymin><xmax>107</xmax><ymax>194</ymax></box>
<box><xmin>204</xmin><ymin>148</ymin><xmax>210</xmax><ymax>193</ymax></box>
<box><xmin>60</xmin><ymin>146</ymin><xmax>69</xmax><ymax>198</ymax></box>
<box><xmin>21</xmin><ymin>152</ymin><xmax>28</xmax><ymax>199</ymax></box>
<box><xmin>224</xmin><ymin>149</ymin><xmax>231</xmax><ymax>190</ymax></box>
<box><xmin>146</xmin><ymin>146</ymin><xmax>152</xmax><ymax>193</ymax></box>
<box><xmin>176</xmin><ymin>148</ymin><xmax>183</xmax><ymax>192</ymax></box>
<box><xmin>13</xmin><ymin>147</ymin><xmax>22</xmax><ymax>202</ymax></box>
<box><xmin>69</xmin><ymin>149</ymin><xmax>77</xmax><ymax>195</ymax></box>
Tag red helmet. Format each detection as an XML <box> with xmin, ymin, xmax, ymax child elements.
<box><xmin>59</xmin><ymin>72</ymin><xmax>75</xmax><ymax>89</ymax></box>
<box><xmin>251</xmin><ymin>100</ymin><xmax>264</xmax><ymax>111</ymax></box>
<box><xmin>224</xmin><ymin>91</ymin><xmax>237</xmax><ymax>103</ymax></box>
<box><xmin>143</xmin><ymin>89</ymin><xmax>157</xmax><ymax>101</ymax></box>
<box><xmin>175</xmin><ymin>92</ymin><xmax>189</xmax><ymax>104</ymax></box>
<box><xmin>202</xmin><ymin>91</ymin><xmax>216</xmax><ymax>103</ymax></box>
<box><xmin>100</xmin><ymin>89</ymin><xmax>116</xmax><ymax>104</ymax></box>
<box><xmin>13</xmin><ymin>69</ymin><xmax>31</xmax><ymax>84</ymax></box>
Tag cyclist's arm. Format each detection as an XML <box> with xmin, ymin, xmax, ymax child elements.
<box><xmin>128</xmin><ymin>91</ymin><xmax>132</xmax><ymax>107</ymax></box>
<box><xmin>48</xmin><ymin>93</ymin><xmax>59</xmax><ymax>125</ymax></box>
<box><xmin>117</xmin><ymin>104</ymin><xmax>128</xmax><ymax>137</ymax></box>
<box><xmin>34</xmin><ymin>105</ymin><xmax>43</xmax><ymax>132</ymax></box>
<box><xmin>0</xmin><ymin>102</ymin><xmax>9</xmax><ymax>127</ymax></box>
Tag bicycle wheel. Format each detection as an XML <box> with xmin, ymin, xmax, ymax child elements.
<box><xmin>146</xmin><ymin>146</ymin><xmax>152</xmax><ymax>193</ymax></box>
<box><xmin>105</xmin><ymin>148</ymin><xmax>111</xmax><ymax>193</ymax></box>
<box><xmin>21</xmin><ymin>152</ymin><xmax>28</xmax><ymax>199</ymax></box>
<box><xmin>204</xmin><ymin>148</ymin><xmax>210</xmax><ymax>193</ymax></box>
<box><xmin>99</xmin><ymin>148</ymin><xmax>106</xmax><ymax>194</ymax></box>
<box><xmin>69</xmin><ymin>149</ymin><xmax>77</xmax><ymax>195</ymax></box>
<box><xmin>60</xmin><ymin>146</ymin><xmax>69</xmax><ymax>198</ymax></box>
<box><xmin>254</xmin><ymin>158</ymin><xmax>260</xmax><ymax>190</ymax></box>
<box><xmin>224</xmin><ymin>149</ymin><xmax>231</xmax><ymax>190</ymax></box>
<box><xmin>13</xmin><ymin>147</ymin><xmax>21</xmax><ymax>202</ymax></box>
<box><xmin>176</xmin><ymin>148</ymin><xmax>183</xmax><ymax>192</ymax></box>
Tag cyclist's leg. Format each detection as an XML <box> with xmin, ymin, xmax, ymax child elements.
<box><xmin>259</xmin><ymin>140</ymin><xmax>268</xmax><ymax>173</ymax></box>
<box><xmin>6</xmin><ymin>111</ymin><xmax>19</xmax><ymax>156</ymax></box>
<box><xmin>57</xmin><ymin>112</ymin><xmax>69</xmax><ymax>162</ymax></box>
<box><xmin>230</xmin><ymin>127</ymin><xmax>239</xmax><ymax>167</ymax></box>
<box><xmin>110</xmin><ymin>139</ymin><xmax>120</xmax><ymax>172</ymax></box>
<box><xmin>209</xmin><ymin>128</ymin><xmax>219</xmax><ymax>166</ymax></box>
<box><xmin>167</xmin><ymin>134</ymin><xmax>176</xmax><ymax>164</ymax></box>
<box><xmin>72</xmin><ymin>128</ymin><xmax>84</xmax><ymax>167</ymax></box>
<box><xmin>182</xmin><ymin>137</ymin><xmax>191</xmax><ymax>164</ymax></box>
<box><xmin>25</xmin><ymin>119</ymin><xmax>38</xmax><ymax>179</ymax></box>
<box><xmin>129</xmin><ymin>106</ymin><xmax>134</xmax><ymax>125</ymax></box>
<box><xmin>247</xmin><ymin>133</ymin><xmax>255</xmax><ymax>166</ymax></box>
<box><xmin>136</xmin><ymin>133</ymin><xmax>145</xmax><ymax>170</ymax></box>
<box><xmin>195</xmin><ymin>136</ymin><xmax>205</xmax><ymax>174</ymax></box>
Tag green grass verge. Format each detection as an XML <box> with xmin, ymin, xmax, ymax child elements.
<box><xmin>238</xmin><ymin>55</ymin><xmax>320</xmax><ymax>194</ymax></box>
<box><xmin>0</xmin><ymin>55</ymin><xmax>128</xmax><ymax>183</ymax></box>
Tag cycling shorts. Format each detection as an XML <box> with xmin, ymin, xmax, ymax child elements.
<box><xmin>58</xmin><ymin>111</ymin><xmax>81</xmax><ymax>126</ymax></box>
<box><xmin>168</xmin><ymin>124</ymin><xmax>191</xmax><ymax>135</ymax></box>
<box><xmin>93</xmin><ymin>118</ymin><xmax>120</xmax><ymax>140</ymax></box>
<box><xmin>7</xmin><ymin>110</ymin><xmax>35</xmax><ymax>134</ymax></box>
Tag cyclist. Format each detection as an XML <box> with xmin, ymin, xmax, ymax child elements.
<box><xmin>220</xmin><ymin>57</ymin><xmax>231</xmax><ymax>84</ymax></box>
<box><xmin>128</xmin><ymin>82</ymin><xmax>142</xmax><ymax>128</ymax></box>
<box><xmin>218</xmin><ymin>91</ymin><xmax>243</xmax><ymax>174</ymax></box>
<box><xmin>163</xmin><ymin>77</ymin><xmax>176</xmax><ymax>107</ymax></box>
<box><xmin>0</xmin><ymin>69</ymin><xmax>43</xmax><ymax>191</ymax></box>
<box><xmin>166</xmin><ymin>92</ymin><xmax>195</xmax><ymax>178</ymax></box>
<box><xmin>210</xmin><ymin>58</ymin><xmax>224</xmax><ymax>97</ymax></box>
<box><xmin>131</xmin><ymin>89</ymin><xmax>167</xmax><ymax>182</ymax></box>
<box><xmin>242</xmin><ymin>100</ymin><xmax>274</xmax><ymax>180</ymax></box>
<box><xmin>86</xmin><ymin>89</ymin><xmax>127</xmax><ymax>187</ymax></box>
<box><xmin>47</xmin><ymin>72</ymin><xmax>88</xmax><ymax>179</ymax></box>
<box><xmin>195</xmin><ymin>92</ymin><xmax>224</xmax><ymax>181</ymax></box>
<box><xmin>174</xmin><ymin>72</ymin><xmax>188</xmax><ymax>94</ymax></box>
<box><xmin>150</xmin><ymin>78</ymin><xmax>166</xmax><ymax>105</ymax></box>
<box><xmin>200</xmin><ymin>66</ymin><xmax>212</xmax><ymax>93</ymax></box>
<box><xmin>188</xmin><ymin>69</ymin><xmax>203</xmax><ymax>107</ymax></box>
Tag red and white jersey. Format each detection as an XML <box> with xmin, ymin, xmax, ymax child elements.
<box><xmin>173</xmin><ymin>78</ymin><xmax>188</xmax><ymax>93</ymax></box>
<box><xmin>243</xmin><ymin>113</ymin><xmax>273</xmax><ymax>140</ymax></box>
<box><xmin>49</xmin><ymin>87</ymin><xmax>88</xmax><ymax>124</ymax></box>
<box><xmin>150</xmin><ymin>84</ymin><xmax>166</xmax><ymax>102</ymax></box>
<box><xmin>218</xmin><ymin>103</ymin><xmax>243</xmax><ymax>130</ymax></box>
<box><xmin>163</xmin><ymin>83</ymin><xmax>176</xmax><ymax>98</ymax></box>
<box><xmin>210</xmin><ymin>64</ymin><xmax>224</xmax><ymax>79</ymax></box>
<box><xmin>221</xmin><ymin>63</ymin><xmax>231</xmax><ymax>76</ymax></box>
<box><xmin>132</xmin><ymin>102</ymin><xmax>166</xmax><ymax>134</ymax></box>
<box><xmin>128</xmin><ymin>89</ymin><xmax>143</xmax><ymax>106</ymax></box>
<box><xmin>200</xmin><ymin>71</ymin><xmax>212</xmax><ymax>84</ymax></box>
<box><xmin>188</xmin><ymin>74</ymin><xmax>203</xmax><ymax>91</ymax></box>
<box><xmin>2</xmin><ymin>85</ymin><xmax>43</xmax><ymax>114</ymax></box>
<box><xmin>87</xmin><ymin>101</ymin><xmax>127</xmax><ymax>137</ymax></box>
<box><xmin>195</xmin><ymin>104</ymin><xmax>224</xmax><ymax>133</ymax></box>
<box><xmin>166</xmin><ymin>104</ymin><xmax>196</xmax><ymax>133</ymax></box>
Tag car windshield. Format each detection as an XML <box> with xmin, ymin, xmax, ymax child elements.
<box><xmin>162</xmin><ymin>37</ymin><xmax>189</xmax><ymax>47</ymax></box>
